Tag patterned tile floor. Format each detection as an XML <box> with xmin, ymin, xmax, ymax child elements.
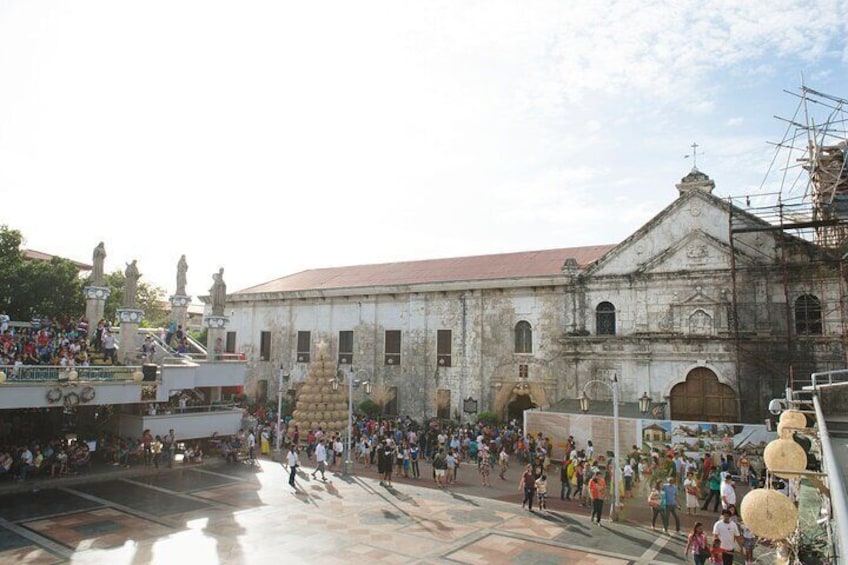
<box><xmin>0</xmin><ymin>461</ymin><xmax>690</xmax><ymax>564</ymax></box>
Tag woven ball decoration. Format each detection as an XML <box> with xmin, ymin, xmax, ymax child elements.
<box><xmin>763</xmin><ymin>438</ymin><xmax>807</xmax><ymax>479</ymax></box>
<box><xmin>776</xmin><ymin>421</ymin><xmax>795</xmax><ymax>439</ymax></box>
<box><xmin>740</xmin><ymin>488</ymin><xmax>798</xmax><ymax>540</ymax></box>
<box><xmin>778</xmin><ymin>410</ymin><xmax>806</xmax><ymax>430</ymax></box>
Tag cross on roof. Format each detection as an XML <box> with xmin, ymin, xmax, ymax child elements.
<box><xmin>685</xmin><ymin>142</ymin><xmax>700</xmax><ymax>170</ymax></box>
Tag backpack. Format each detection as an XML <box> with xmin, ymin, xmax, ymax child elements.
<box><xmin>434</xmin><ymin>454</ymin><xmax>447</xmax><ymax>470</ymax></box>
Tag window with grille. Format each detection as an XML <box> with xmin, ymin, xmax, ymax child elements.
<box><xmin>259</xmin><ymin>331</ymin><xmax>271</xmax><ymax>361</ymax></box>
<box><xmin>514</xmin><ymin>321</ymin><xmax>532</xmax><ymax>354</ymax></box>
<box><xmin>338</xmin><ymin>330</ymin><xmax>353</xmax><ymax>365</ymax></box>
<box><xmin>596</xmin><ymin>302</ymin><xmax>616</xmax><ymax>336</ymax></box>
<box><xmin>225</xmin><ymin>331</ymin><xmax>236</xmax><ymax>354</ymax></box>
<box><xmin>385</xmin><ymin>330</ymin><xmax>401</xmax><ymax>366</ymax></box>
<box><xmin>296</xmin><ymin>331</ymin><xmax>311</xmax><ymax>363</ymax></box>
<box><xmin>795</xmin><ymin>294</ymin><xmax>822</xmax><ymax>335</ymax></box>
<box><xmin>437</xmin><ymin>329</ymin><xmax>452</xmax><ymax>367</ymax></box>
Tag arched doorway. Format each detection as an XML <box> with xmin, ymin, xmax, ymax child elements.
<box><xmin>670</xmin><ymin>368</ymin><xmax>739</xmax><ymax>422</ymax></box>
<box><xmin>507</xmin><ymin>393</ymin><xmax>537</xmax><ymax>422</ymax></box>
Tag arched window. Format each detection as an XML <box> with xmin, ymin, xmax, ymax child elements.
<box><xmin>514</xmin><ymin>321</ymin><xmax>532</xmax><ymax>354</ymax></box>
<box><xmin>795</xmin><ymin>294</ymin><xmax>822</xmax><ymax>335</ymax></box>
<box><xmin>596</xmin><ymin>302</ymin><xmax>616</xmax><ymax>336</ymax></box>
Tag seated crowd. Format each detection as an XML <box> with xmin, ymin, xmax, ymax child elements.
<box><xmin>0</xmin><ymin>438</ymin><xmax>91</xmax><ymax>481</ymax></box>
<box><xmin>0</xmin><ymin>315</ymin><xmax>129</xmax><ymax>368</ymax></box>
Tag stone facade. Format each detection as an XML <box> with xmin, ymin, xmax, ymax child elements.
<box><xmin>227</xmin><ymin>170</ymin><xmax>846</xmax><ymax>423</ymax></box>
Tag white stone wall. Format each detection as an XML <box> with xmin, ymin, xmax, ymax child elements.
<box><xmin>228</xmin><ymin>189</ymin><xmax>847</xmax><ymax>422</ymax></box>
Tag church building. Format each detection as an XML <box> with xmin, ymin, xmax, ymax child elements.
<box><xmin>225</xmin><ymin>169</ymin><xmax>846</xmax><ymax>424</ymax></box>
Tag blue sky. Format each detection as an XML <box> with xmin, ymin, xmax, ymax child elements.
<box><xmin>1</xmin><ymin>1</ymin><xmax>847</xmax><ymax>299</ymax></box>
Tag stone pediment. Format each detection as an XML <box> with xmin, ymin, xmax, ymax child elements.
<box><xmin>634</xmin><ymin>230</ymin><xmax>758</xmax><ymax>275</ymax></box>
<box><xmin>586</xmin><ymin>190</ymin><xmax>767</xmax><ymax>277</ymax></box>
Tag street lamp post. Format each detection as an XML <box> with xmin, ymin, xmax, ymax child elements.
<box><xmin>331</xmin><ymin>368</ymin><xmax>370</xmax><ymax>475</ymax></box>
<box><xmin>275</xmin><ymin>366</ymin><xmax>289</xmax><ymax>458</ymax></box>
<box><xmin>578</xmin><ymin>373</ymin><xmax>621</xmax><ymax>522</ymax></box>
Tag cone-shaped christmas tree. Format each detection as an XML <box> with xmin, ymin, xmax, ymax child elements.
<box><xmin>290</xmin><ymin>340</ymin><xmax>348</xmax><ymax>433</ymax></box>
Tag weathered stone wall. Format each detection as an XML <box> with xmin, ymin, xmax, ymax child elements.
<box><xmin>228</xmin><ymin>186</ymin><xmax>847</xmax><ymax>422</ymax></box>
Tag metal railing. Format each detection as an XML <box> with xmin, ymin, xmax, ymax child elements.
<box><xmin>810</xmin><ymin>368</ymin><xmax>848</xmax><ymax>389</ymax></box>
<box><xmin>140</xmin><ymin>403</ymin><xmax>241</xmax><ymax>415</ymax></box>
<box><xmin>813</xmin><ymin>393</ymin><xmax>848</xmax><ymax>563</ymax></box>
<box><xmin>0</xmin><ymin>365</ymin><xmax>141</xmax><ymax>382</ymax></box>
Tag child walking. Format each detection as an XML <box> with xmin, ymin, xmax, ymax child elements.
<box><xmin>535</xmin><ymin>474</ymin><xmax>549</xmax><ymax>511</ymax></box>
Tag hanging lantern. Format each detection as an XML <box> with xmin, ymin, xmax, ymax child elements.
<box><xmin>133</xmin><ymin>370</ymin><xmax>144</xmax><ymax>382</ymax></box>
<box><xmin>763</xmin><ymin>438</ymin><xmax>807</xmax><ymax>479</ymax></box>
<box><xmin>739</xmin><ymin>488</ymin><xmax>798</xmax><ymax>540</ymax></box>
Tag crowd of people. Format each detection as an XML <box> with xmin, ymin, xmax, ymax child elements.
<box><xmin>0</xmin><ymin>314</ymin><xmax>144</xmax><ymax>368</ymax></box>
<box><xmin>0</xmin><ymin>438</ymin><xmax>92</xmax><ymax>481</ymax></box>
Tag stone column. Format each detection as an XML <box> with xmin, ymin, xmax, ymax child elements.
<box><xmin>205</xmin><ymin>315</ymin><xmax>229</xmax><ymax>361</ymax></box>
<box><xmin>117</xmin><ymin>308</ymin><xmax>144</xmax><ymax>365</ymax></box>
<box><xmin>169</xmin><ymin>295</ymin><xmax>191</xmax><ymax>329</ymax></box>
<box><xmin>83</xmin><ymin>286</ymin><xmax>111</xmax><ymax>338</ymax></box>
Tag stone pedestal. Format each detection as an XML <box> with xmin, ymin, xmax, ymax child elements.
<box><xmin>83</xmin><ymin>286</ymin><xmax>111</xmax><ymax>337</ymax></box>
<box><xmin>169</xmin><ymin>295</ymin><xmax>191</xmax><ymax>330</ymax></box>
<box><xmin>117</xmin><ymin>309</ymin><xmax>144</xmax><ymax>365</ymax></box>
<box><xmin>204</xmin><ymin>315</ymin><xmax>229</xmax><ymax>361</ymax></box>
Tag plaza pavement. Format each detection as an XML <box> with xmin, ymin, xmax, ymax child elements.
<box><xmin>0</xmin><ymin>455</ymin><xmax>721</xmax><ymax>564</ymax></box>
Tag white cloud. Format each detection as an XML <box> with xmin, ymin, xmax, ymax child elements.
<box><xmin>0</xmin><ymin>1</ymin><xmax>846</xmax><ymax>294</ymax></box>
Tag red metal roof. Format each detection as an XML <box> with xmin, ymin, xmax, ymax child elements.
<box><xmin>23</xmin><ymin>249</ymin><xmax>92</xmax><ymax>270</ymax></box>
<box><xmin>236</xmin><ymin>245</ymin><xmax>616</xmax><ymax>295</ymax></box>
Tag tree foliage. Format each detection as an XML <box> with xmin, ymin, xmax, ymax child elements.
<box><xmin>96</xmin><ymin>270</ymin><xmax>168</xmax><ymax>327</ymax></box>
<box><xmin>0</xmin><ymin>225</ymin><xmax>85</xmax><ymax>321</ymax></box>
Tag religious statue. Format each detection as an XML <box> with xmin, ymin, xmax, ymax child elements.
<box><xmin>123</xmin><ymin>260</ymin><xmax>141</xmax><ymax>308</ymax></box>
<box><xmin>176</xmin><ymin>255</ymin><xmax>188</xmax><ymax>296</ymax></box>
<box><xmin>92</xmin><ymin>242</ymin><xmax>106</xmax><ymax>286</ymax></box>
<box><xmin>210</xmin><ymin>268</ymin><xmax>227</xmax><ymax>316</ymax></box>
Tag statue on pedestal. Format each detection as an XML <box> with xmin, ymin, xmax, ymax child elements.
<box><xmin>176</xmin><ymin>255</ymin><xmax>188</xmax><ymax>296</ymax></box>
<box><xmin>210</xmin><ymin>268</ymin><xmax>227</xmax><ymax>316</ymax></box>
<box><xmin>123</xmin><ymin>260</ymin><xmax>141</xmax><ymax>308</ymax></box>
<box><xmin>92</xmin><ymin>242</ymin><xmax>106</xmax><ymax>286</ymax></box>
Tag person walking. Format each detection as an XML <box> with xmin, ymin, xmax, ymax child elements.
<box><xmin>684</xmin><ymin>471</ymin><xmax>700</xmax><ymax>515</ymax></box>
<box><xmin>287</xmin><ymin>446</ymin><xmax>300</xmax><ymax>489</ymax></box>
<box><xmin>519</xmin><ymin>464</ymin><xmax>536</xmax><ymax>511</ymax></box>
<box><xmin>588</xmin><ymin>470</ymin><xmax>607</xmax><ymax>526</ymax></box>
<box><xmin>479</xmin><ymin>447</ymin><xmax>492</xmax><ymax>486</ymax></box>
<box><xmin>720</xmin><ymin>475</ymin><xmax>736</xmax><ymax>511</ymax></box>
<box><xmin>380</xmin><ymin>440</ymin><xmax>394</xmax><ymax>486</ymax></box>
<box><xmin>684</xmin><ymin>522</ymin><xmax>710</xmax><ymax>565</ymax></box>
<box><xmin>433</xmin><ymin>449</ymin><xmax>447</xmax><ymax>488</ymax></box>
<box><xmin>702</xmin><ymin>468</ymin><xmax>721</xmax><ymax>512</ymax></box>
<box><xmin>623</xmin><ymin>460</ymin><xmax>634</xmax><ymax>498</ymax></box>
<box><xmin>535</xmin><ymin>473</ymin><xmax>549</xmax><ymax>511</ymax></box>
<box><xmin>561</xmin><ymin>457</ymin><xmax>574</xmax><ymax>500</ymax></box>
<box><xmin>712</xmin><ymin>509</ymin><xmax>743</xmax><ymax>565</ymax></box>
<box><xmin>648</xmin><ymin>481</ymin><xmax>668</xmax><ymax>532</ymax></box>
<box><xmin>165</xmin><ymin>429</ymin><xmax>176</xmax><ymax>468</ymax></box>
<box><xmin>152</xmin><ymin>435</ymin><xmax>163</xmax><ymax>469</ymax></box>
<box><xmin>663</xmin><ymin>477</ymin><xmax>682</xmax><ymax>533</ymax></box>
<box><xmin>410</xmin><ymin>442</ymin><xmax>420</xmax><ymax>479</ymax></box>
<box><xmin>498</xmin><ymin>446</ymin><xmax>509</xmax><ymax>480</ymax></box>
<box><xmin>312</xmin><ymin>439</ymin><xmax>328</xmax><ymax>481</ymax></box>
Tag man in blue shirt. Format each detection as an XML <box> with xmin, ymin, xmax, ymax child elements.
<box><xmin>662</xmin><ymin>477</ymin><xmax>681</xmax><ymax>533</ymax></box>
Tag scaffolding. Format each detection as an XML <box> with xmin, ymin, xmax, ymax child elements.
<box><xmin>727</xmin><ymin>86</ymin><xmax>848</xmax><ymax>393</ymax></box>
